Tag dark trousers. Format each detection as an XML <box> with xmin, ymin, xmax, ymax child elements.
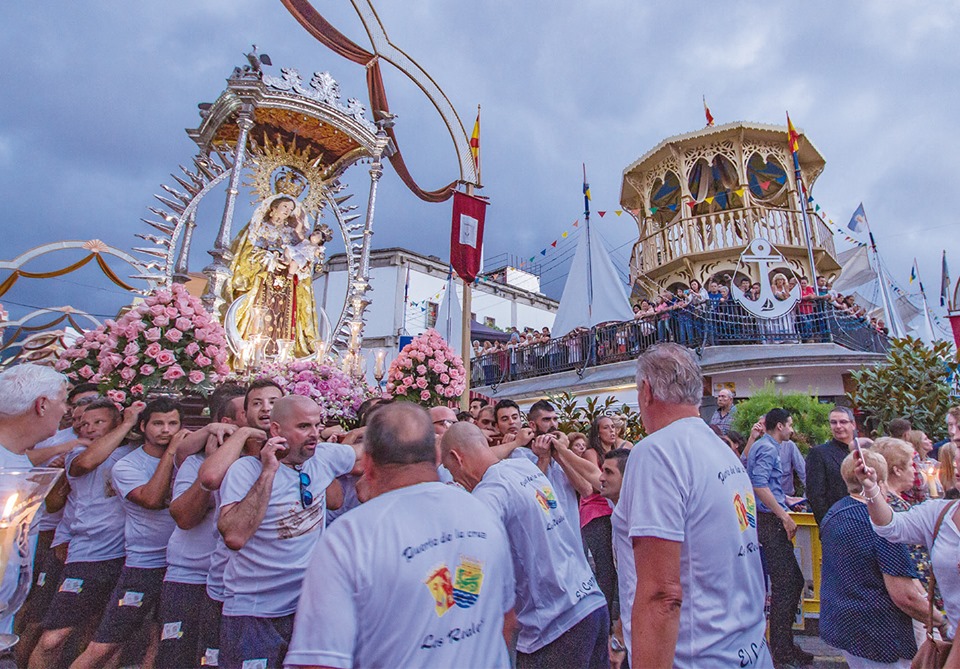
<box><xmin>517</xmin><ymin>605</ymin><xmax>609</xmax><ymax>669</ymax></box>
<box><xmin>757</xmin><ymin>512</ymin><xmax>804</xmax><ymax>659</ymax></box>
<box><xmin>581</xmin><ymin>515</ymin><xmax>619</xmax><ymax>622</ymax></box>
<box><xmin>220</xmin><ymin>614</ymin><xmax>294</xmax><ymax>669</ymax></box>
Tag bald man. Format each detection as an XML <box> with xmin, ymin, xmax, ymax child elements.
<box><xmin>441</xmin><ymin>422</ymin><xmax>609</xmax><ymax>668</ymax></box>
<box><xmin>286</xmin><ymin>403</ymin><xmax>516</xmax><ymax>669</ymax></box>
<box><xmin>429</xmin><ymin>405</ymin><xmax>458</xmax><ymax>437</ymax></box>
<box><xmin>217</xmin><ymin>395</ymin><xmax>361</xmax><ymax>669</ymax></box>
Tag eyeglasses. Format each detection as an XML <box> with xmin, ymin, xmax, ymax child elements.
<box><xmin>433</xmin><ymin>419</ymin><xmax>455</xmax><ymax>428</ymax></box>
<box><xmin>296</xmin><ymin>468</ymin><xmax>313</xmax><ymax>508</ymax></box>
<box><xmin>829</xmin><ymin>420</ymin><xmax>853</xmax><ymax>426</ymax></box>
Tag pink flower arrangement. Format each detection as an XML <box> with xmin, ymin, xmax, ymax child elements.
<box><xmin>55</xmin><ymin>283</ymin><xmax>230</xmax><ymax>398</ymax></box>
<box><xmin>385</xmin><ymin>329</ymin><xmax>466</xmax><ymax>405</ymax></box>
<box><xmin>250</xmin><ymin>360</ymin><xmax>374</xmax><ymax>424</ymax></box>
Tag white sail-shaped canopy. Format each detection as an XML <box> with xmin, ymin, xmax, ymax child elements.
<box><xmin>435</xmin><ymin>273</ymin><xmax>464</xmax><ymax>357</ymax></box>
<box><xmin>552</xmin><ymin>222</ymin><xmax>633</xmax><ymax>337</ymax></box>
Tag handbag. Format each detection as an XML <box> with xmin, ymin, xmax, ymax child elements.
<box><xmin>912</xmin><ymin>500</ymin><xmax>958</xmax><ymax>669</ymax></box>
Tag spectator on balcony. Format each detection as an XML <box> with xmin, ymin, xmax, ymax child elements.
<box><xmin>688</xmin><ymin>279</ymin><xmax>708</xmax><ymax>304</ymax></box>
<box><xmin>634</xmin><ymin>299</ymin><xmax>656</xmax><ymax>338</ymax></box>
<box><xmin>797</xmin><ymin>276</ymin><xmax>816</xmax><ymax>341</ymax></box>
<box><xmin>655</xmin><ymin>292</ymin><xmax>675</xmax><ymax>342</ymax></box>
<box><xmin>706</xmin><ymin>281</ymin><xmax>722</xmax><ymax>305</ymax></box>
<box><xmin>749</xmin><ymin>282</ymin><xmax>761</xmax><ymax>301</ymax></box>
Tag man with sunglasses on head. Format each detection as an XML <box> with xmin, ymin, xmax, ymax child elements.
<box><xmin>217</xmin><ymin>395</ymin><xmax>361</xmax><ymax>669</ymax></box>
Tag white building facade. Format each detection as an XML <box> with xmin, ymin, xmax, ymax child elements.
<box><xmin>314</xmin><ymin>248</ymin><xmax>558</xmax><ymax>378</ymax></box>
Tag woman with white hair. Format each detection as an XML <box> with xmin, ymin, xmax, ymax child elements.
<box><xmin>821</xmin><ymin>449</ymin><xmax>937</xmax><ymax>668</ymax></box>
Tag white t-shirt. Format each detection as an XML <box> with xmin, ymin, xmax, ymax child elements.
<box><xmin>112</xmin><ymin>446</ymin><xmax>178</xmax><ymax>569</ymax></box>
<box><xmin>872</xmin><ymin>499</ymin><xmax>960</xmax><ymax>638</ymax></box>
<box><xmin>285</xmin><ymin>482</ymin><xmax>514</xmax><ymax>669</ymax></box>
<box><xmin>474</xmin><ymin>458</ymin><xmax>606</xmax><ymax>653</ymax></box>
<box><xmin>62</xmin><ymin>444</ymin><xmax>135</xmax><ymax>563</ymax></box>
<box><xmin>509</xmin><ymin>447</ymin><xmax>579</xmax><ymax>524</ymax></box>
<box><xmin>35</xmin><ymin>427</ymin><xmax>76</xmax><ymax>533</ymax></box>
<box><xmin>219</xmin><ymin>443</ymin><xmax>355</xmax><ymax>617</ymax></box>
<box><xmin>611</xmin><ymin>417</ymin><xmax>771</xmax><ymax>669</ymax></box>
<box><xmin>165</xmin><ymin>454</ymin><xmax>219</xmax><ymax>584</ymax></box>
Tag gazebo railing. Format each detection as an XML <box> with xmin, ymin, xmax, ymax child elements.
<box><xmin>470</xmin><ymin>301</ymin><xmax>888</xmax><ymax>387</ymax></box>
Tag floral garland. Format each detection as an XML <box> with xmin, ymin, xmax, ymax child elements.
<box><xmin>252</xmin><ymin>359</ymin><xmax>373</xmax><ymax>424</ymax></box>
<box><xmin>386</xmin><ymin>329</ymin><xmax>466</xmax><ymax>404</ymax></box>
<box><xmin>56</xmin><ymin>284</ymin><xmax>230</xmax><ymax>401</ymax></box>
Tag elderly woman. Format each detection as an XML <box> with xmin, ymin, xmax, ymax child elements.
<box><xmin>873</xmin><ymin>437</ymin><xmax>945</xmax><ymax>648</ymax></box>
<box><xmin>856</xmin><ymin>449</ymin><xmax>958</xmax><ymax>667</ymax></box>
<box><xmin>821</xmin><ymin>450</ymin><xmax>938</xmax><ymax>668</ymax></box>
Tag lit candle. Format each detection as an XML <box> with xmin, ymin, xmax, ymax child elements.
<box><xmin>927</xmin><ymin>464</ymin><xmax>939</xmax><ymax>498</ymax></box>
<box><xmin>0</xmin><ymin>492</ymin><xmax>19</xmax><ymax>586</ymax></box>
<box><xmin>374</xmin><ymin>349</ymin><xmax>386</xmax><ymax>379</ymax></box>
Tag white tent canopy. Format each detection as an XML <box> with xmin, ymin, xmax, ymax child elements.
<box><xmin>551</xmin><ymin>221</ymin><xmax>633</xmax><ymax>337</ymax></box>
<box><xmin>435</xmin><ymin>273</ymin><xmax>463</xmax><ymax>358</ymax></box>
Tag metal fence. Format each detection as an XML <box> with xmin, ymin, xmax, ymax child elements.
<box><xmin>469</xmin><ymin>301</ymin><xmax>888</xmax><ymax>387</ymax></box>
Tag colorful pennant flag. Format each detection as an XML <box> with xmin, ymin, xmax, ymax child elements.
<box><xmin>786</xmin><ymin>113</ymin><xmax>800</xmax><ymax>155</ymax></box>
<box><xmin>703</xmin><ymin>95</ymin><xmax>715</xmax><ymax>127</ymax></box>
<box><xmin>469</xmin><ymin>105</ymin><xmax>481</xmax><ymax>176</ymax></box>
<box><xmin>847</xmin><ymin>203</ymin><xmax>868</xmax><ymax>233</ymax></box>
<box><xmin>909</xmin><ymin>262</ymin><xmax>917</xmax><ymax>284</ymax></box>
<box><xmin>614</xmin><ymin>210</ymin><xmax>622</xmax><ymax>216</ymax></box>
<box><xmin>598</xmin><ymin>211</ymin><xmax>606</xmax><ymax>217</ymax></box>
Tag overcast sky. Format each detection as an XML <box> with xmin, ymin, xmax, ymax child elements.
<box><xmin>1</xmin><ymin>2</ymin><xmax>957</xmax><ymax>329</ymax></box>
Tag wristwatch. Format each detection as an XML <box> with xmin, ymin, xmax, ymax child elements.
<box><xmin>610</xmin><ymin>636</ymin><xmax>626</xmax><ymax>653</ymax></box>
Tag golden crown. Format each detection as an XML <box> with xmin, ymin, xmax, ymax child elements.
<box><xmin>273</xmin><ymin>168</ymin><xmax>308</xmax><ymax>198</ymax></box>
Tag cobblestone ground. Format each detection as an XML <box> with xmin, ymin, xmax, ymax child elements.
<box><xmin>797</xmin><ymin>634</ymin><xmax>847</xmax><ymax>668</ymax></box>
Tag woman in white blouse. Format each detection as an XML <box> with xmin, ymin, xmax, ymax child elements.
<box><xmin>856</xmin><ymin>449</ymin><xmax>960</xmax><ymax>652</ymax></box>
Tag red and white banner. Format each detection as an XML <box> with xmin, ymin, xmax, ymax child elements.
<box><xmin>450</xmin><ymin>191</ymin><xmax>487</xmax><ymax>283</ymax></box>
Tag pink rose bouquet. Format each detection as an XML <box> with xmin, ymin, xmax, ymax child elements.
<box><xmin>249</xmin><ymin>359</ymin><xmax>374</xmax><ymax>425</ymax></box>
<box><xmin>56</xmin><ymin>283</ymin><xmax>230</xmax><ymax>397</ymax></box>
<box><xmin>385</xmin><ymin>329</ymin><xmax>466</xmax><ymax>405</ymax></box>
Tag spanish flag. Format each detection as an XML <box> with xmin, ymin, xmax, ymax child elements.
<box><xmin>469</xmin><ymin>106</ymin><xmax>481</xmax><ymax>176</ymax></box>
<box><xmin>786</xmin><ymin>113</ymin><xmax>801</xmax><ymax>155</ymax></box>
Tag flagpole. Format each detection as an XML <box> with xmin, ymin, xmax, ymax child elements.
<box><xmin>915</xmin><ymin>261</ymin><xmax>939</xmax><ymax>343</ymax></box>
<box><xmin>866</xmin><ymin>219</ymin><xmax>902</xmax><ymax>337</ymax></box>
<box><xmin>786</xmin><ymin>115</ymin><xmax>819</xmax><ymax>288</ymax></box>
<box><xmin>461</xmin><ymin>186</ymin><xmax>474</xmax><ymax>412</ymax></box>
<box><xmin>583</xmin><ymin>163</ymin><xmax>594</xmax><ymax>322</ymax></box>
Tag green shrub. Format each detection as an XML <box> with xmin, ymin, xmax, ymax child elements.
<box><xmin>848</xmin><ymin>336</ymin><xmax>959</xmax><ymax>440</ymax></box>
<box><xmin>547</xmin><ymin>391</ymin><xmax>645</xmax><ymax>443</ymax></box>
<box><xmin>730</xmin><ymin>383</ymin><xmax>833</xmax><ymax>454</ymax></box>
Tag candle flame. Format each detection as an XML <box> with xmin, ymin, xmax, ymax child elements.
<box><xmin>1</xmin><ymin>493</ymin><xmax>18</xmax><ymax>521</ymax></box>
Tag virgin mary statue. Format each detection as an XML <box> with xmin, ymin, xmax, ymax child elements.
<box><xmin>226</xmin><ymin>194</ymin><xmax>322</xmax><ymax>358</ymax></box>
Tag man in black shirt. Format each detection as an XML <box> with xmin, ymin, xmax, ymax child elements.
<box><xmin>805</xmin><ymin>406</ymin><xmax>857</xmax><ymax>524</ymax></box>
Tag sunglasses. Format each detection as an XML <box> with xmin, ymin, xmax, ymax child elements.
<box><xmin>297</xmin><ymin>469</ymin><xmax>313</xmax><ymax>508</ymax></box>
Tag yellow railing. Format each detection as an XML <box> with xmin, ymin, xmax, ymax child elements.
<box><xmin>636</xmin><ymin>206</ymin><xmax>838</xmax><ymax>273</ymax></box>
<box><xmin>791</xmin><ymin>512</ymin><xmax>822</xmax><ymax>621</ymax></box>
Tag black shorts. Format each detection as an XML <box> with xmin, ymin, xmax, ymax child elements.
<box><xmin>156</xmin><ymin>581</ymin><xmax>214</xmax><ymax>669</ymax></box>
<box><xmin>19</xmin><ymin>536</ymin><xmax>64</xmax><ymax>624</ymax></box>
<box><xmin>219</xmin><ymin>614</ymin><xmax>294</xmax><ymax>669</ymax></box>
<box><xmin>41</xmin><ymin>558</ymin><xmax>124</xmax><ymax>631</ymax></box>
<box><xmin>92</xmin><ymin>566</ymin><xmax>166</xmax><ymax>644</ymax></box>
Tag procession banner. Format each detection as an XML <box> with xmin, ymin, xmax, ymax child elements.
<box><xmin>450</xmin><ymin>191</ymin><xmax>487</xmax><ymax>283</ymax></box>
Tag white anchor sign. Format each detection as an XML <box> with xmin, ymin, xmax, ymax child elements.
<box><xmin>730</xmin><ymin>238</ymin><xmax>801</xmax><ymax>319</ymax></box>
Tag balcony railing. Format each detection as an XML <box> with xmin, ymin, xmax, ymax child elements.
<box><xmin>470</xmin><ymin>301</ymin><xmax>887</xmax><ymax>387</ymax></box>
<box><xmin>636</xmin><ymin>205</ymin><xmax>837</xmax><ymax>273</ymax></box>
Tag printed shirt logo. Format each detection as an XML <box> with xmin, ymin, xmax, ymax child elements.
<box><xmin>424</xmin><ymin>556</ymin><xmax>485</xmax><ymax>616</ymax></box>
<box><xmin>534</xmin><ymin>486</ymin><xmax>558</xmax><ymax>513</ymax></box>
<box><xmin>733</xmin><ymin>492</ymin><xmax>757</xmax><ymax>532</ymax></box>
<box><xmin>425</xmin><ymin>566</ymin><xmax>455</xmax><ymax>617</ymax></box>
<box><xmin>452</xmin><ymin>557</ymin><xmax>484</xmax><ymax>609</ymax></box>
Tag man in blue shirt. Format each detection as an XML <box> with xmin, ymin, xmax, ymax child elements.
<box><xmin>747</xmin><ymin>408</ymin><xmax>811</xmax><ymax>668</ymax></box>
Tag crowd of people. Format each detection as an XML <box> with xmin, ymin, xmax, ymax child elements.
<box><xmin>1</xmin><ymin>352</ymin><xmax>959</xmax><ymax>668</ymax></box>
<box><xmin>470</xmin><ymin>274</ymin><xmax>889</xmax><ymax>386</ymax></box>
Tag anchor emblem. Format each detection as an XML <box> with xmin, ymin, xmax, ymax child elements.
<box><xmin>730</xmin><ymin>239</ymin><xmax>800</xmax><ymax>319</ymax></box>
